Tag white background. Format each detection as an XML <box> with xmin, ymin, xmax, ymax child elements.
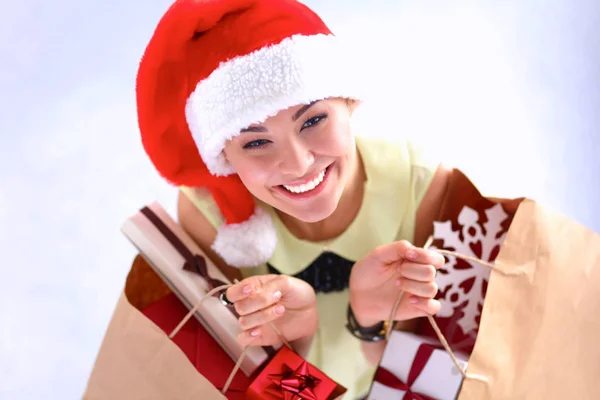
<box><xmin>1</xmin><ymin>0</ymin><xmax>598</xmax><ymax>398</ymax></box>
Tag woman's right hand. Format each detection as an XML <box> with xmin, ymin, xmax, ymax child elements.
<box><xmin>225</xmin><ymin>274</ymin><xmax>318</xmax><ymax>347</ymax></box>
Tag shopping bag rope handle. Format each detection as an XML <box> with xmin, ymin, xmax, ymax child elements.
<box><xmin>386</xmin><ymin>236</ymin><xmax>492</xmax><ymax>383</ymax></box>
<box><xmin>167</xmin><ymin>279</ymin><xmax>292</xmax><ymax>395</ymax></box>
<box><xmin>168</xmin><ymin>236</ymin><xmax>494</xmax><ymax>394</ymax></box>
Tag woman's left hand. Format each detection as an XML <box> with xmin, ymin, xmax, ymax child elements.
<box><xmin>349</xmin><ymin>240</ymin><xmax>445</xmax><ymax>327</ymax></box>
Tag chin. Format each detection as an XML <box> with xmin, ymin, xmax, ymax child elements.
<box><xmin>283</xmin><ymin>199</ymin><xmax>339</xmax><ymax>223</ymax></box>
<box><xmin>294</xmin><ymin>208</ymin><xmax>335</xmax><ymax>224</ymax></box>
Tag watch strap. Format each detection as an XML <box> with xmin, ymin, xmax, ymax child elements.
<box><xmin>345</xmin><ymin>305</ymin><xmax>389</xmax><ymax>342</ymax></box>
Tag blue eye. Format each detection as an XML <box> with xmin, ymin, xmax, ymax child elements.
<box><xmin>301</xmin><ymin>114</ymin><xmax>327</xmax><ymax>130</ymax></box>
<box><xmin>243</xmin><ymin>139</ymin><xmax>271</xmax><ymax>149</ymax></box>
<box><xmin>242</xmin><ymin>114</ymin><xmax>327</xmax><ymax>150</ymax></box>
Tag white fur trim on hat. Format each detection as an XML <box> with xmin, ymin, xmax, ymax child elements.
<box><xmin>211</xmin><ymin>206</ymin><xmax>277</xmax><ymax>268</ymax></box>
<box><xmin>185</xmin><ymin>33</ymin><xmax>362</xmax><ymax>176</ymax></box>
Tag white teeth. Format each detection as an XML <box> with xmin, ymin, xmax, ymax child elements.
<box><xmin>283</xmin><ymin>169</ymin><xmax>326</xmax><ymax>194</ymax></box>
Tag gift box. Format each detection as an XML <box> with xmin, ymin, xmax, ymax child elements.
<box><xmin>120</xmin><ymin>202</ymin><xmax>279</xmax><ymax>376</ymax></box>
<box><xmin>246</xmin><ymin>345</ymin><xmax>347</xmax><ymax>400</ymax></box>
<box><xmin>141</xmin><ymin>291</ymin><xmax>252</xmax><ymax>398</ymax></box>
<box><xmin>367</xmin><ymin>331</ymin><xmax>468</xmax><ymax>400</ymax></box>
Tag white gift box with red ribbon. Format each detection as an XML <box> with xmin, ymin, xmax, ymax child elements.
<box><xmin>121</xmin><ymin>201</ymin><xmax>279</xmax><ymax>376</ymax></box>
<box><xmin>368</xmin><ymin>331</ymin><xmax>469</xmax><ymax>400</ymax></box>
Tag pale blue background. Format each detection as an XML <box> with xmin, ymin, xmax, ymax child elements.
<box><xmin>1</xmin><ymin>0</ymin><xmax>598</xmax><ymax>399</ymax></box>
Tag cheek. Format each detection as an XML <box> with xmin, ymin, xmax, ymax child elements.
<box><xmin>316</xmin><ymin>121</ymin><xmax>354</xmax><ymax>156</ymax></box>
<box><xmin>231</xmin><ymin>157</ymin><xmax>273</xmax><ymax>192</ymax></box>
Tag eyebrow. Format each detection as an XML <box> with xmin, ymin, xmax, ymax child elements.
<box><xmin>240</xmin><ymin>101</ymin><xmax>319</xmax><ymax>133</ymax></box>
<box><xmin>240</xmin><ymin>126</ymin><xmax>267</xmax><ymax>133</ymax></box>
<box><xmin>292</xmin><ymin>101</ymin><xmax>318</xmax><ymax>121</ymax></box>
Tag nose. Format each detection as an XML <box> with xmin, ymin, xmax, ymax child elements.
<box><xmin>278</xmin><ymin>138</ymin><xmax>315</xmax><ymax>177</ymax></box>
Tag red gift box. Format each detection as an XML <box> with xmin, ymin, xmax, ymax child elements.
<box><xmin>141</xmin><ymin>292</ymin><xmax>253</xmax><ymax>399</ymax></box>
<box><xmin>246</xmin><ymin>346</ymin><xmax>347</xmax><ymax>400</ymax></box>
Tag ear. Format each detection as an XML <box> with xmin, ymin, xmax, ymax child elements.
<box><xmin>221</xmin><ymin>138</ymin><xmax>234</xmax><ymax>162</ymax></box>
<box><xmin>222</xmin><ymin>148</ymin><xmax>230</xmax><ymax>164</ymax></box>
<box><xmin>345</xmin><ymin>98</ymin><xmax>361</xmax><ymax>115</ymax></box>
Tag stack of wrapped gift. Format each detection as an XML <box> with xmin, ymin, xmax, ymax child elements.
<box><xmin>119</xmin><ymin>202</ymin><xmax>347</xmax><ymax>399</ymax></box>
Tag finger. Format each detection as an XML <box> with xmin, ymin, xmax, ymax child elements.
<box><xmin>239</xmin><ymin>304</ymin><xmax>286</xmax><ymax>331</ymax></box>
<box><xmin>371</xmin><ymin>241</ymin><xmax>445</xmax><ymax>268</ymax></box>
<box><xmin>370</xmin><ymin>240</ymin><xmax>414</xmax><ymax>265</ymax></box>
<box><xmin>225</xmin><ymin>274</ymin><xmax>279</xmax><ymax>303</ymax></box>
<box><xmin>398</xmin><ymin>262</ymin><xmax>437</xmax><ymax>282</ymax></box>
<box><xmin>406</xmin><ymin>247</ymin><xmax>445</xmax><ymax>269</ymax></box>
<box><xmin>397</xmin><ymin>279</ymin><xmax>438</xmax><ymax>299</ymax></box>
<box><xmin>406</xmin><ymin>296</ymin><xmax>442</xmax><ymax>316</ymax></box>
<box><xmin>236</xmin><ymin>327</ymin><xmax>263</xmax><ymax>347</ymax></box>
<box><xmin>236</xmin><ymin>326</ymin><xmax>284</xmax><ymax>347</ymax></box>
<box><xmin>428</xmin><ymin>251</ymin><xmax>446</xmax><ymax>269</ymax></box>
<box><xmin>234</xmin><ymin>276</ymin><xmax>291</xmax><ymax>316</ymax></box>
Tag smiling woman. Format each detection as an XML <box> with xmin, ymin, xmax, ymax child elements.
<box><xmin>223</xmin><ymin>99</ymin><xmax>361</xmax><ymax>230</ymax></box>
<box><xmin>136</xmin><ymin>0</ymin><xmax>449</xmax><ymax>398</ymax></box>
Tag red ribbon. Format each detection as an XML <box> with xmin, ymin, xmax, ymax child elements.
<box><xmin>140</xmin><ymin>208</ymin><xmax>232</xmax><ymax>310</ymax></box>
<box><xmin>266</xmin><ymin>360</ymin><xmax>322</xmax><ymax>400</ymax></box>
<box><xmin>373</xmin><ymin>343</ymin><xmax>436</xmax><ymax>400</ymax></box>
<box><xmin>247</xmin><ymin>346</ymin><xmax>345</xmax><ymax>400</ymax></box>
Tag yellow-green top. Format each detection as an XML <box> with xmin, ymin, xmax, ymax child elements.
<box><xmin>180</xmin><ymin>135</ymin><xmax>437</xmax><ymax>399</ymax></box>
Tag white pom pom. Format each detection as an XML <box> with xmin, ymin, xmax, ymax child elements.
<box><xmin>211</xmin><ymin>207</ymin><xmax>277</xmax><ymax>268</ymax></box>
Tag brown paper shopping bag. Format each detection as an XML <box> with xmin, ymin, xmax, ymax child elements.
<box><xmin>402</xmin><ymin>170</ymin><xmax>600</xmax><ymax>399</ymax></box>
<box><xmin>458</xmin><ymin>196</ymin><xmax>600</xmax><ymax>399</ymax></box>
<box><xmin>83</xmin><ymin>256</ymin><xmax>226</xmax><ymax>399</ymax></box>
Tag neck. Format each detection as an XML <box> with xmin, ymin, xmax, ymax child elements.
<box><xmin>277</xmin><ymin>147</ymin><xmax>366</xmax><ymax>242</ymax></box>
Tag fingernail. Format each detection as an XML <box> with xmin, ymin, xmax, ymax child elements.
<box><xmin>274</xmin><ymin>305</ymin><xmax>285</xmax><ymax>315</ymax></box>
<box><xmin>409</xmin><ymin>296</ymin><xmax>419</xmax><ymax>304</ymax></box>
<box><xmin>250</xmin><ymin>329</ymin><xmax>261</xmax><ymax>337</ymax></box>
<box><xmin>242</xmin><ymin>285</ymin><xmax>252</xmax><ymax>295</ymax></box>
<box><xmin>407</xmin><ymin>250</ymin><xmax>417</xmax><ymax>260</ymax></box>
<box><xmin>272</xmin><ymin>290</ymin><xmax>282</xmax><ymax>300</ymax></box>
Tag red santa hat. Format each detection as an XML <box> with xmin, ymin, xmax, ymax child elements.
<box><xmin>136</xmin><ymin>0</ymin><xmax>363</xmax><ymax>267</ymax></box>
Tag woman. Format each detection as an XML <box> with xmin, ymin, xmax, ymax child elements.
<box><xmin>136</xmin><ymin>0</ymin><xmax>449</xmax><ymax>398</ymax></box>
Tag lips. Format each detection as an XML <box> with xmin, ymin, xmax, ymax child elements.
<box><xmin>274</xmin><ymin>164</ymin><xmax>334</xmax><ymax>200</ymax></box>
<box><xmin>282</xmin><ymin>169</ymin><xmax>326</xmax><ymax>193</ymax></box>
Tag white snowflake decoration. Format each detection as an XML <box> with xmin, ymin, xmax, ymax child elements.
<box><xmin>431</xmin><ymin>203</ymin><xmax>510</xmax><ymax>335</ymax></box>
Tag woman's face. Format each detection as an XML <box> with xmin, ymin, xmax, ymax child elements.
<box><xmin>223</xmin><ymin>98</ymin><xmax>357</xmax><ymax>223</ymax></box>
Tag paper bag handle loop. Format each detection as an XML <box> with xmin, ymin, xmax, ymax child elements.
<box><xmin>168</xmin><ymin>280</ymin><xmax>293</xmax><ymax>394</ymax></box>
<box><xmin>386</xmin><ymin>236</ymin><xmax>494</xmax><ymax>383</ymax></box>
<box><xmin>168</xmin><ymin>237</ymin><xmax>495</xmax><ymax>394</ymax></box>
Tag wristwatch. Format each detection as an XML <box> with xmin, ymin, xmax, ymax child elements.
<box><xmin>345</xmin><ymin>305</ymin><xmax>390</xmax><ymax>342</ymax></box>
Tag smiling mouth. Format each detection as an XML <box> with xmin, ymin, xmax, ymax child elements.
<box><xmin>278</xmin><ymin>165</ymin><xmax>332</xmax><ymax>195</ymax></box>
<box><xmin>282</xmin><ymin>170</ymin><xmax>326</xmax><ymax>193</ymax></box>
